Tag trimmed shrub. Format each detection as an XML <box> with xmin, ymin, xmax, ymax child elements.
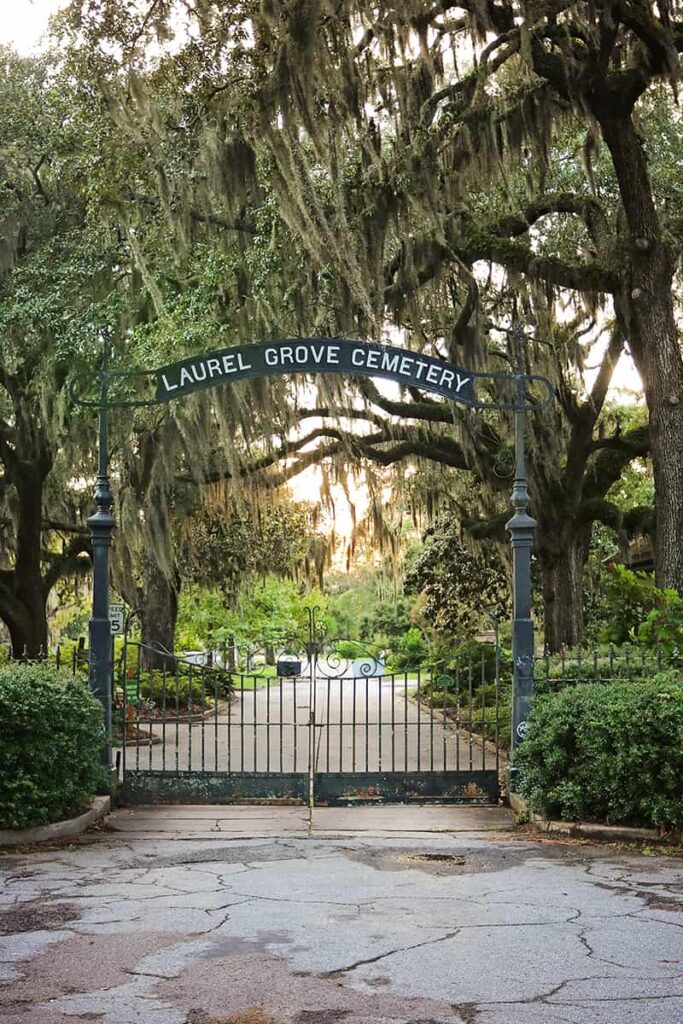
<box><xmin>513</xmin><ymin>679</ymin><xmax>683</xmax><ymax>829</ymax></box>
<box><xmin>0</xmin><ymin>664</ymin><xmax>107</xmax><ymax>830</ymax></box>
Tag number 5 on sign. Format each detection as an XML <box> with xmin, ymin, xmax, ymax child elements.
<box><xmin>109</xmin><ymin>604</ymin><xmax>125</xmax><ymax>636</ymax></box>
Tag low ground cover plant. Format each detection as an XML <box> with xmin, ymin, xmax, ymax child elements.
<box><xmin>513</xmin><ymin>678</ymin><xmax>683</xmax><ymax>829</ymax></box>
<box><xmin>0</xmin><ymin>664</ymin><xmax>107</xmax><ymax>830</ymax></box>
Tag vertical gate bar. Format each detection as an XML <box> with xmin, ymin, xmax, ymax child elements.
<box><xmin>201</xmin><ymin>668</ymin><xmax>206</xmax><ymax>771</ymax></box>
<box><xmin>481</xmin><ymin>651</ymin><xmax>486</xmax><ymax>771</ymax></box>
<box><xmin>227</xmin><ymin>674</ymin><xmax>233</xmax><ymax>773</ymax></box>
<box><xmin>293</xmin><ymin>674</ymin><xmax>297</xmax><ymax>773</ymax></box>
<box><xmin>428</xmin><ymin>671</ymin><xmax>434</xmax><ymax>772</ymax></box>
<box><xmin>378</xmin><ymin>675</ymin><xmax>382</xmax><ymax>772</ymax></box>
<box><xmin>338</xmin><ymin>676</ymin><xmax>343</xmax><ymax>772</ymax></box>
<box><xmin>365</xmin><ymin>674</ymin><xmax>369</xmax><ymax>772</ymax></box>
<box><xmin>187</xmin><ymin>664</ymin><xmax>193</xmax><ymax>771</ymax></box>
<box><xmin>442</xmin><ymin>670</ymin><xmax>447</xmax><ymax>771</ymax></box>
<box><xmin>352</xmin><ymin>676</ymin><xmax>357</xmax><ymax>772</ymax></box>
<box><xmin>266</xmin><ymin>673</ymin><xmax>271</xmax><ymax>772</ymax></box>
<box><xmin>148</xmin><ymin>662</ymin><xmax>153</xmax><ymax>771</ymax></box>
<box><xmin>161</xmin><ymin>663</ymin><xmax>167</xmax><ymax>772</ymax></box>
<box><xmin>455</xmin><ymin>665</ymin><xmax>460</xmax><ymax>770</ymax></box>
<box><xmin>468</xmin><ymin>660</ymin><xmax>473</xmax><ymax>770</ymax></box>
<box><xmin>495</xmin><ymin>630</ymin><xmax>500</xmax><ymax>776</ymax></box>
<box><xmin>404</xmin><ymin>672</ymin><xmax>408</xmax><ymax>772</ymax></box>
<box><xmin>174</xmin><ymin>660</ymin><xmax>179</xmax><ymax>772</ymax></box>
<box><xmin>279</xmin><ymin>674</ymin><xmax>284</xmax><ymax>774</ymax></box>
<box><xmin>308</xmin><ymin>632</ymin><xmax>316</xmax><ymax>814</ymax></box>
<box><xmin>240</xmin><ymin>675</ymin><xmax>245</xmax><ymax>772</ymax></box>
<box><xmin>416</xmin><ymin>668</ymin><xmax>421</xmax><ymax>771</ymax></box>
<box><xmin>121</xmin><ymin>640</ymin><xmax>128</xmax><ymax>779</ymax></box>
<box><xmin>326</xmin><ymin>676</ymin><xmax>331</xmax><ymax>773</ymax></box>
<box><xmin>135</xmin><ymin>652</ymin><xmax>141</xmax><ymax>771</ymax></box>
<box><xmin>253</xmin><ymin>677</ymin><xmax>257</xmax><ymax>772</ymax></box>
<box><xmin>391</xmin><ymin>671</ymin><xmax>396</xmax><ymax>771</ymax></box>
<box><xmin>214</xmin><ymin>671</ymin><xmax>219</xmax><ymax>772</ymax></box>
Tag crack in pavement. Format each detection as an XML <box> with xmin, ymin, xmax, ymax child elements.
<box><xmin>322</xmin><ymin>929</ymin><xmax>462</xmax><ymax>978</ymax></box>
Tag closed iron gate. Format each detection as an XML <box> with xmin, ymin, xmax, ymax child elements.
<box><xmin>119</xmin><ymin>627</ymin><xmax>503</xmax><ymax>806</ymax></box>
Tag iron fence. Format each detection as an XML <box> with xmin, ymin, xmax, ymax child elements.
<box><xmin>535</xmin><ymin>643</ymin><xmax>675</xmax><ymax>690</ymax></box>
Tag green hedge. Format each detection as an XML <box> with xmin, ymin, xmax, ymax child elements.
<box><xmin>513</xmin><ymin>678</ymin><xmax>683</xmax><ymax>829</ymax></box>
<box><xmin>0</xmin><ymin>664</ymin><xmax>107</xmax><ymax>830</ymax></box>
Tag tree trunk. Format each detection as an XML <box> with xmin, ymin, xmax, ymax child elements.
<box><xmin>600</xmin><ymin>114</ymin><xmax>683</xmax><ymax>593</ymax></box>
<box><xmin>0</xmin><ymin>588</ymin><xmax>49</xmax><ymax>659</ymax></box>
<box><xmin>139</xmin><ymin>559</ymin><xmax>181</xmax><ymax>671</ymax></box>
<box><xmin>0</xmin><ymin>467</ymin><xmax>50</xmax><ymax>658</ymax></box>
<box><xmin>537</xmin><ymin>527</ymin><xmax>591</xmax><ymax>652</ymax></box>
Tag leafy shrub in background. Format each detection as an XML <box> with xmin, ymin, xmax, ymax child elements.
<box><xmin>598</xmin><ymin>565</ymin><xmax>683</xmax><ymax>662</ymax></box>
<box><xmin>598</xmin><ymin>564</ymin><xmax>660</xmax><ymax>644</ymax></box>
<box><xmin>513</xmin><ymin>679</ymin><xmax>683</xmax><ymax>829</ymax></box>
<box><xmin>388</xmin><ymin>627</ymin><xmax>428</xmax><ymax>670</ymax></box>
<box><xmin>0</xmin><ymin>665</ymin><xmax>107</xmax><ymax>829</ymax></box>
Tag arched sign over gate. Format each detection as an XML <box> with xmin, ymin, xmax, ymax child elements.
<box><xmin>74</xmin><ymin>333</ymin><xmax>553</xmax><ymax>796</ymax></box>
<box><xmin>154</xmin><ymin>337</ymin><xmax>552</xmax><ymax>409</ymax></box>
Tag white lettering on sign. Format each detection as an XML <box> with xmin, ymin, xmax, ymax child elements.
<box><xmin>381</xmin><ymin>351</ymin><xmax>399</xmax><ymax>373</ymax></box>
<box><xmin>156</xmin><ymin>340</ymin><xmax>477</xmax><ymax>404</ymax></box>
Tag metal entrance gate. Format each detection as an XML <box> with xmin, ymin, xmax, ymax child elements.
<box><xmin>119</xmin><ymin>632</ymin><xmax>503</xmax><ymax>806</ymax></box>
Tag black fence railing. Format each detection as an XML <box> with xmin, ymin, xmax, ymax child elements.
<box><xmin>3</xmin><ymin>638</ymin><xmax>89</xmax><ymax>673</ymax></box>
<box><xmin>535</xmin><ymin>643</ymin><xmax>675</xmax><ymax>690</ymax></box>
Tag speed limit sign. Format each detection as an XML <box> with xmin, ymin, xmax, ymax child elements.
<box><xmin>109</xmin><ymin>604</ymin><xmax>125</xmax><ymax>636</ymax></box>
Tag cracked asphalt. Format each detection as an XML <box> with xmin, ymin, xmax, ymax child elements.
<box><xmin>1</xmin><ymin>805</ymin><xmax>682</xmax><ymax>1024</ymax></box>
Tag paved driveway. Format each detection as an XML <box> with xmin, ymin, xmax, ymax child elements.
<box><xmin>125</xmin><ymin>673</ymin><xmax>501</xmax><ymax>774</ymax></box>
<box><xmin>2</xmin><ymin>805</ymin><xmax>682</xmax><ymax>1024</ymax></box>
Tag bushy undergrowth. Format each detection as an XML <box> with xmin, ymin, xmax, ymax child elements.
<box><xmin>0</xmin><ymin>664</ymin><xmax>107</xmax><ymax>830</ymax></box>
<box><xmin>513</xmin><ymin>678</ymin><xmax>683</xmax><ymax>829</ymax></box>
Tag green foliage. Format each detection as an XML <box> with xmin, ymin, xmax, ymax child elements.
<box><xmin>389</xmin><ymin>627</ymin><xmax>428</xmax><ymax>670</ymax></box>
<box><xmin>0</xmin><ymin>664</ymin><xmax>107</xmax><ymax>830</ymax></box>
<box><xmin>176</xmin><ymin>577</ymin><xmax>329</xmax><ymax>651</ymax></box>
<box><xmin>134</xmin><ymin>670</ymin><xmax>227</xmax><ymax>708</ymax></box>
<box><xmin>436</xmin><ymin>639</ymin><xmax>510</xmax><ymax>683</ymax></box>
<box><xmin>598</xmin><ymin>565</ymin><xmax>660</xmax><ymax>643</ymax></box>
<box><xmin>405</xmin><ymin>519</ymin><xmax>509</xmax><ymax>642</ymax></box>
<box><xmin>514</xmin><ymin>680</ymin><xmax>683</xmax><ymax>829</ymax></box>
<box><xmin>181</xmin><ymin>502</ymin><xmax>315</xmax><ymax>602</ymax></box>
<box><xmin>324</xmin><ymin>568</ymin><xmax>414</xmax><ymax>646</ymax></box>
<box><xmin>597</xmin><ymin>565</ymin><xmax>683</xmax><ymax>661</ymax></box>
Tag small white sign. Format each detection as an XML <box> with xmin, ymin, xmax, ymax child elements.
<box><xmin>516</xmin><ymin>720</ymin><xmax>528</xmax><ymax>740</ymax></box>
<box><xmin>109</xmin><ymin>603</ymin><xmax>126</xmax><ymax>635</ymax></box>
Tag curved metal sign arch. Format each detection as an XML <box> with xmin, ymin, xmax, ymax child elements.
<box><xmin>154</xmin><ymin>337</ymin><xmax>553</xmax><ymax>409</ymax></box>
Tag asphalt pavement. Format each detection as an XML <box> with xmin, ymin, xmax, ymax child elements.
<box><xmin>2</xmin><ymin>804</ymin><xmax>682</xmax><ymax>1024</ymax></box>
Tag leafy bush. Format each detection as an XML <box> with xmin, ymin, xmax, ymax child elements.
<box><xmin>389</xmin><ymin>627</ymin><xmax>428</xmax><ymax>670</ymax></box>
<box><xmin>127</xmin><ymin>669</ymin><xmax>229</xmax><ymax>707</ymax></box>
<box><xmin>513</xmin><ymin>679</ymin><xmax>683</xmax><ymax>829</ymax></box>
<box><xmin>598</xmin><ymin>565</ymin><xmax>683</xmax><ymax>662</ymax></box>
<box><xmin>598</xmin><ymin>565</ymin><xmax>660</xmax><ymax>644</ymax></box>
<box><xmin>0</xmin><ymin>664</ymin><xmax>107</xmax><ymax>830</ymax></box>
